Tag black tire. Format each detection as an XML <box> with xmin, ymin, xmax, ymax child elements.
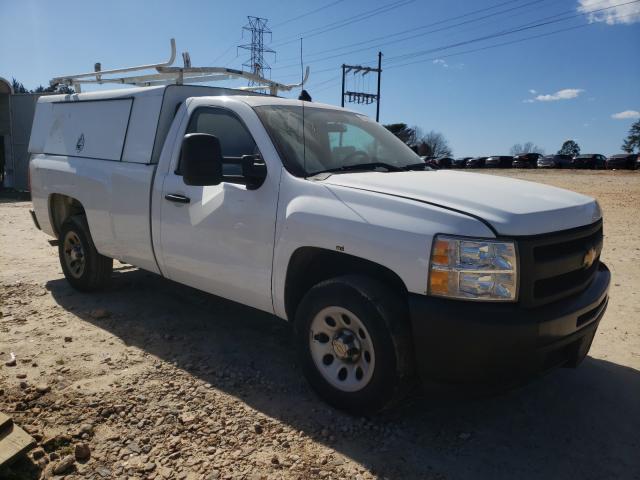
<box><xmin>58</xmin><ymin>215</ymin><xmax>112</xmax><ymax>292</ymax></box>
<box><xmin>294</xmin><ymin>275</ymin><xmax>414</xmax><ymax>415</ymax></box>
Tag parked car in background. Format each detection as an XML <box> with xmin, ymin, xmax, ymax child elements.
<box><xmin>513</xmin><ymin>153</ymin><xmax>543</xmax><ymax>168</ymax></box>
<box><xmin>572</xmin><ymin>154</ymin><xmax>606</xmax><ymax>169</ymax></box>
<box><xmin>606</xmin><ymin>153</ymin><xmax>638</xmax><ymax>170</ymax></box>
<box><xmin>555</xmin><ymin>154</ymin><xmax>573</xmax><ymax>168</ymax></box>
<box><xmin>466</xmin><ymin>156</ymin><xmax>487</xmax><ymax>168</ymax></box>
<box><xmin>537</xmin><ymin>156</ymin><xmax>556</xmax><ymax>169</ymax></box>
<box><xmin>538</xmin><ymin>154</ymin><xmax>573</xmax><ymax>169</ymax></box>
<box><xmin>452</xmin><ymin>157</ymin><xmax>471</xmax><ymax>168</ymax></box>
<box><xmin>434</xmin><ymin>157</ymin><xmax>453</xmax><ymax>169</ymax></box>
<box><xmin>485</xmin><ymin>156</ymin><xmax>513</xmax><ymax>168</ymax></box>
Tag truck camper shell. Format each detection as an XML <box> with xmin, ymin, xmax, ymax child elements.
<box><xmin>28</xmin><ymin>85</ymin><xmax>263</xmax><ymax>165</ymax></box>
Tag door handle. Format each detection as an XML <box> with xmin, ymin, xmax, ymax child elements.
<box><xmin>164</xmin><ymin>193</ymin><xmax>191</xmax><ymax>204</ymax></box>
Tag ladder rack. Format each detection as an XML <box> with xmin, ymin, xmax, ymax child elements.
<box><xmin>50</xmin><ymin>38</ymin><xmax>309</xmax><ymax>96</ymax></box>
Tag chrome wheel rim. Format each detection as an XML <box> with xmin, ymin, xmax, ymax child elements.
<box><xmin>63</xmin><ymin>231</ymin><xmax>85</xmax><ymax>279</ymax></box>
<box><xmin>309</xmin><ymin>306</ymin><xmax>375</xmax><ymax>392</ymax></box>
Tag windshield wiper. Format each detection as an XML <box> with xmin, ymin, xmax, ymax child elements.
<box><xmin>311</xmin><ymin>162</ymin><xmax>403</xmax><ymax>175</ymax></box>
<box><xmin>402</xmin><ymin>162</ymin><xmax>429</xmax><ymax>171</ymax></box>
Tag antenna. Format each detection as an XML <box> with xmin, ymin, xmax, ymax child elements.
<box><xmin>300</xmin><ymin>37</ymin><xmax>307</xmax><ymax>178</ymax></box>
<box><xmin>300</xmin><ymin>38</ymin><xmax>304</xmax><ymax>86</ymax></box>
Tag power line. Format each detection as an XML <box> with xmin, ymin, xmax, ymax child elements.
<box><xmin>274</xmin><ymin>0</ymin><xmax>532</xmax><ymax>65</ymax></box>
<box><xmin>272</xmin><ymin>0</ymin><xmax>346</xmax><ymax>28</ymax></box>
<box><xmin>306</xmin><ymin>75</ymin><xmax>342</xmax><ymax>89</ymax></box>
<box><xmin>272</xmin><ymin>0</ymin><xmax>627</xmax><ymax>74</ymax></box>
<box><xmin>300</xmin><ymin>8</ymin><xmax>637</xmax><ymax>98</ymax></box>
<box><xmin>277</xmin><ymin>0</ymin><xmax>620</xmax><ymax>71</ymax></box>
<box><xmin>278</xmin><ymin>64</ymin><xmax>344</xmax><ymax>80</ymax></box>
<box><xmin>388</xmin><ymin>23</ymin><xmax>590</xmax><ymax>70</ymax></box>
<box><xmin>210</xmin><ymin>42</ymin><xmax>240</xmax><ymax>65</ymax></box>
<box><xmin>221</xmin><ymin>0</ymin><xmax>637</xmax><ymax>92</ymax></box>
<box><xmin>287</xmin><ymin>0</ymin><xmax>636</xmax><ymax>72</ymax></box>
<box><xmin>312</xmin><ymin>79</ymin><xmax>343</xmax><ymax>95</ymax></box>
<box><xmin>272</xmin><ymin>0</ymin><xmax>417</xmax><ymax>47</ymax></box>
<box><xmin>384</xmin><ymin>10</ymin><xmax>638</xmax><ymax>70</ymax></box>
<box><xmin>383</xmin><ymin>0</ymin><xmax>640</xmax><ymax>65</ymax></box>
<box><xmin>216</xmin><ymin>0</ymin><xmax>626</xmax><ymax>78</ymax></box>
<box><xmin>273</xmin><ymin>0</ymin><xmax>552</xmax><ymax>71</ymax></box>
<box><xmin>223</xmin><ymin>0</ymin><xmax>522</xmax><ymax>70</ymax></box>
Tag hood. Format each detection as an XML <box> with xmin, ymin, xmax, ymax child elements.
<box><xmin>322</xmin><ymin>170</ymin><xmax>600</xmax><ymax>236</ymax></box>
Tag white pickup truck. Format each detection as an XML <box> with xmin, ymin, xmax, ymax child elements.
<box><xmin>28</xmin><ymin>85</ymin><xmax>610</xmax><ymax>414</ymax></box>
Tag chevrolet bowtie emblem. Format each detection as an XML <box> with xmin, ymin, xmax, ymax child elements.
<box><xmin>582</xmin><ymin>247</ymin><xmax>597</xmax><ymax>269</ymax></box>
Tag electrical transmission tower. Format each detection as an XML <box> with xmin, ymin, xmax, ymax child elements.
<box><xmin>238</xmin><ymin>16</ymin><xmax>275</xmax><ymax>88</ymax></box>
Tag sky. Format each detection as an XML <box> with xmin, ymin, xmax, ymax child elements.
<box><xmin>1</xmin><ymin>0</ymin><xmax>639</xmax><ymax>156</ymax></box>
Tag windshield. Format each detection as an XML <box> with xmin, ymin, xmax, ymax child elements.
<box><xmin>254</xmin><ymin>105</ymin><xmax>423</xmax><ymax>176</ymax></box>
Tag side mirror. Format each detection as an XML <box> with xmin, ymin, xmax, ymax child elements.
<box><xmin>181</xmin><ymin>133</ymin><xmax>223</xmax><ymax>186</ymax></box>
<box><xmin>242</xmin><ymin>155</ymin><xmax>267</xmax><ymax>190</ymax></box>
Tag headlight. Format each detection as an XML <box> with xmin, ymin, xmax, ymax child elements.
<box><xmin>428</xmin><ymin>235</ymin><xmax>518</xmax><ymax>301</ymax></box>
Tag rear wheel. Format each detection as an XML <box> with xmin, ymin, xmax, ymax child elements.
<box><xmin>295</xmin><ymin>275</ymin><xmax>414</xmax><ymax>415</ymax></box>
<box><xmin>59</xmin><ymin>215</ymin><xmax>112</xmax><ymax>292</ymax></box>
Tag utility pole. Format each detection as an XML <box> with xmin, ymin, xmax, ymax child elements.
<box><xmin>340</xmin><ymin>51</ymin><xmax>383</xmax><ymax>122</ymax></box>
<box><xmin>376</xmin><ymin>51</ymin><xmax>382</xmax><ymax>123</ymax></box>
<box><xmin>238</xmin><ymin>16</ymin><xmax>275</xmax><ymax>88</ymax></box>
<box><xmin>341</xmin><ymin>64</ymin><xmax>346</xmax><ymax>108</ymax></box>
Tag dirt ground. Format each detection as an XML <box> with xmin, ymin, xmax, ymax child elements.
<box><xmin>1</xmin><ymin>170</ymin><xmax>639</xmax><ymax>480</ymax></box>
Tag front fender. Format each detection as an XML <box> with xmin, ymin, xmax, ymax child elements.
<box><xmin>271</xmin><ymin>173</ymin><xmax>494</xmax><ymax>319</ymax></box>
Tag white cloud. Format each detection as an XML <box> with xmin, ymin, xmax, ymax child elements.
<box><xmin>611</xmin><ymin>110</ymin><xmax>640</xmax><ymax>119</ymax></box>
<box><xmin>524</xmin><ymin>88</ymin><xmax>585</xmax><ymax>103</ymax></box>
<box><xmin>578</xmin><ymin>0</ymin><xmax>640</xmax><ymax>25</ymax></box>
<box><xmin>433</xmin><ymin>58</ymin><xmax>448</xmax><ymax>68</ymax></box>
<box><xmin>529</xmin><ymin>89</ymin><xmax>537</xmax><ymax>95</ymax></box>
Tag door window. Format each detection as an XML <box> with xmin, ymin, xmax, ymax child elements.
<box><xmin>180</xmin><ymin>108</ymin><xmax>260</xmax><ymax>176</ymax></box>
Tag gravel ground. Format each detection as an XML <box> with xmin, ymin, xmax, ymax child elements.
<box><xmin>1</xmin><ymin>170</ymin><xmax>639</xmax><ymax>480</ymax></box>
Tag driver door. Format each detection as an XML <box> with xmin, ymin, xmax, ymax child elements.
<box><xmin>157</xmin><ymin>106</ymin><xmax>278</xmax><ymax>313</ymax></box>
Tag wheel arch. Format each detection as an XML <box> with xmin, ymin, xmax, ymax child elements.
<box><xmin>284</xmin><ymin>247</ymin><xmax>409</xmax><ymax>321</ymax></box>
<box><xmin>49</xmin><ymin>193</ymin><xmax>86</xmax><ymax>238</ymax></box>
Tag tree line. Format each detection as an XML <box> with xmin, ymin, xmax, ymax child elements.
<box><xmin>384</xmin><ymin>120</ymin><xmax>640</xmax><ymax>157</ymax></box>
<box><xmin>11</xmin><ymin>78</ymin><xmax>74</xmax><ymax>95</ymax></box>
<box><xmin>383</xmin><ymin>123</ymin><xmax>453</xmax><ymax>157</ymax></box>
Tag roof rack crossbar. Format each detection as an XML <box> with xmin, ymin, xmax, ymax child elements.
<box><xmin>50</xmin><ymin>39</ymin><xmax>177</xmax><ymax>88</ymax></box>
<box><xmin>49</xmin><ymin>38</ymin><xmax>309</xmax><ymax>95</ymax></box>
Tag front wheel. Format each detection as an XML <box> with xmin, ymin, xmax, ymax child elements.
<box><xmin>58</xmin><ymin>215</ymin><xmax>112</xmax><ymax>292</ymax></box>
<box><xmin>295</xmin><ymin>275</ymin><xmax>414</xmax><ymax>415</ymax></box>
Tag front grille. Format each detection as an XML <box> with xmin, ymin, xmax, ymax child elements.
<box><xmin>534</xmin><ymin>261</ymin><xmax>598</xmax><ymax>299</ymax></box>
<box><xmin>517</xmin><ymin>220</ymin><xmax>603</xmax><ymax>307</ymax></box>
